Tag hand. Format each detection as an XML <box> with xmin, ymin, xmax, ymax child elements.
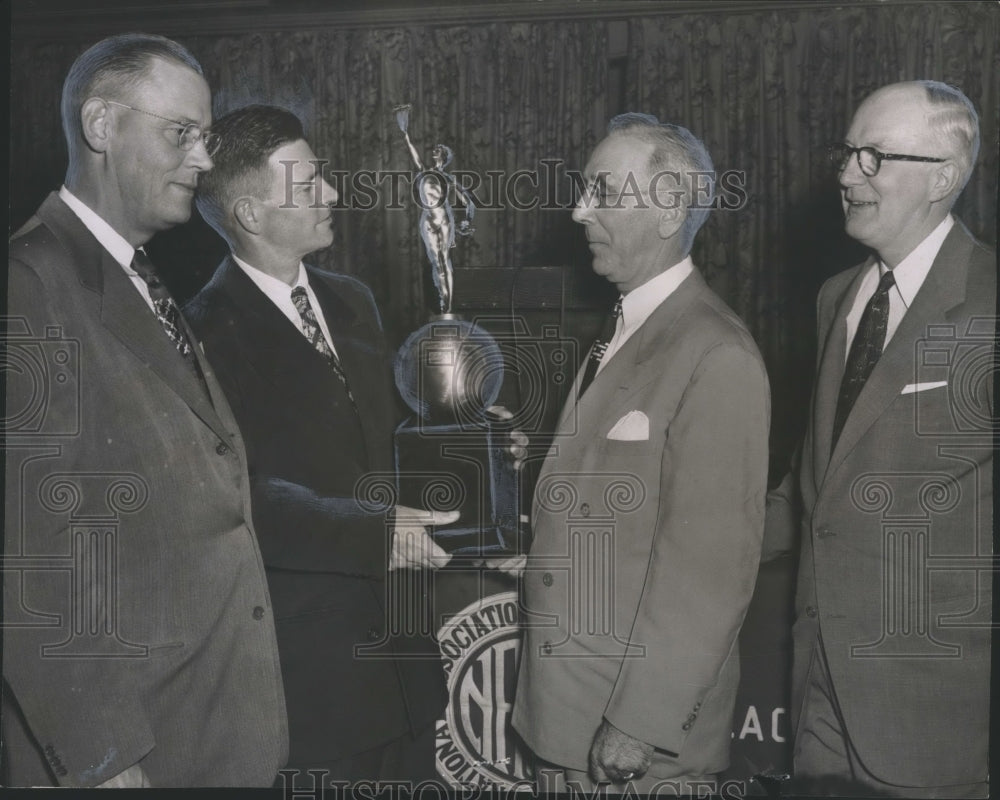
<box><xmin>389</xmin><ymin>505</ymin><xmax>459</xmax><ymax>570</ymax></box>
<box><xmin>485</xmin><ymin>405</ymin><xmax>529</xmax><ymax>471</ymax></box>
<box><xmin>96</xmin><ymin>763</ymin><xmax>151</xmax><ymax>788</ymax></box>
<box><xmin>588</xmin><ymin>719</ymin><xmax>654</xmax><ymax>785</ymax></box>
<box><xmin>476</xmin><ymin>553</ymin><xmax>527</xmax><ymax>577</ymax></box>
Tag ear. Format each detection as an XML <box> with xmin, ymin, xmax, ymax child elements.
<box><xmin>233</xmin><ymin>196</ymin><xmax>261</xmax><ymax>235</ymax></box>
<box><xmin>79</xmin><ymin>97</ymin><xmax>113</xmax><ymax>153</ymax></box>
<box><xmin>928</xmin><ymin>160</ymin><xmax>963</xmax><ymax>203</ymax></box>
<box><xmin>657</xmin><ymin>203</ymin><xmax>685</xmax><ymax>240</ymax></box>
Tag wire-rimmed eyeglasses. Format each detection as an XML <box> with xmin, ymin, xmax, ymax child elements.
<box><xmin>827</xmin><ymin>143</ymin><xmax>946</xmax><ymax>177</ymax></box>
<box><xmin>104</xmin><ymin>99</ymin><xmax>221</xmax><ymax>157</ymax></box>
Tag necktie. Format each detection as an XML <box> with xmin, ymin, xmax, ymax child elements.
<box><xmin>832</xmin><ymin>269</ymin><xmax>896</xmax><ymax>446</ymax></box>
<box><xmin>290</xmin><ymin>286</ymin><xmax>355</xmax><ymax>402</ymax></box>
<box><xmin>578</xmin><ymin>297</ymin><xmax>623</xmax><ymax>399</ymax></box>
<box><xmin>131</xmin><ymin>250</ymin><xmax>194</xmax><ymax>358</ymax></box>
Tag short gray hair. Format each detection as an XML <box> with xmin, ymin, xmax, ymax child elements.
<box><xmin>61</xmin><ymin>33</ymin><xmax>203</xmax><ymax>163</ymax></box>
<box><xmin>917</xmin><ymin>80</ymin><xmax>980</xmax><ymax>195</ymax></box>
<box><xmin>608</xmin><ymin>112</ymin><xmax>715</xmax><ymax>254</ymax></box>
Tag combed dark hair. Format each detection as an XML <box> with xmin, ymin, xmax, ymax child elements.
<box><xmin>61</xmin><ymin>33</ymin><xmax>202</xmax><ymax>160</ymax></box>
<box><xmin>607</xmin><ymin>112</ymin><xmax>715</xmax><ymax>254</ymax></box>
<box><xmin>917</xmin><ymin>80</ymin><xmax>980</xmax><ymax>194</ymax></box>
<box><xmin>195</xmin><ymin>105</ymin><xmax>305</xmax><ymax>243</ymax></box>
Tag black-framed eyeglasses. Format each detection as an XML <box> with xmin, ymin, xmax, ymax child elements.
<box><xmin>827</xmin><ymin>143</ymin><xmax>946</xmax><ymax>177</ymax></box>
<box><xmin>104</xmin><ymin>99</ymin><xmax>221</xmax><ymax>156</ymax></box>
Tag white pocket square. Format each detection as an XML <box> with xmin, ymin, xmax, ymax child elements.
<box><xmin>901</xmin><ymin>381</ymin><xmax>948</xmax><ymax>395</ymax></box>
<box><xmin>606</xmin><ymin>410</ymin><xmax>650</xmax><ymax>441</ymax></box>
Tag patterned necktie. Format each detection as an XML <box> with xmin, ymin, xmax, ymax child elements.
<box><xmin>578</xmin><ymin>297</ymin><xmax>623</xmax><ymax>399</ymax></box>
<box><xmin>832</xmin><ymin>269</ymin><xmax>896</xmax><ymax>446</ymax></box>
<box><xmin>131</xmin><ymin>250</ymin><xmax>194</xmax><ymax>358</ymax></box>
<box><xmin>290</xmin><ymin>286</ymin><xmax>354</xmax><ymax>401</ymax></box>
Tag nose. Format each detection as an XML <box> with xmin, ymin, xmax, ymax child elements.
<box><xmin>321</xmin><ymin>177</ymin><xmax>338</xmax><ymax>206</ymax></box>
<box><xmin>838</xmin><ymin>153</ymin><xmax>866</xmax><ymax>187</ymax></box>
<box><xmin>187</xmin><ymin>138</ymin><xmax>214</xmax><ymax>172</ymax></box>
<box><xmin>572</xmin><ymin>189</ymin><xmax>593</xmax><ymax>224</ymax></box>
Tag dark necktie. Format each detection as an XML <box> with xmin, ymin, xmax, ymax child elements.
<box><xmin>131</xmin><ymin>250</ymin><xmax>195</xmax><ymax>358</ymax></box>
<box><xmin>832</xmin><ymin>269</ymin><xmax>896</xmax><ymax>446</ymax></box>
<box><xmin>290</xmin><ymin>286</ymin><xmax>355</xmax><ymax>402</ymax></box>
<box><xmin>578</xmin><ymin>297</ymin><xmax>623</xmax><ymax>399</ymax></box>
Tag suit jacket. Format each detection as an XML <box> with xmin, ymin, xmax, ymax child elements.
<box><xmin>765</xmin><ymin>219</ymin><xmax>994</xmax><ymax>786</ymax></box>
<box><xmin>512</xmin><ymin>267</ymin><xmax>770</xmax><ymax>777</ymax></box>
<box><xmin>2</xmin><ymin>193</ymin><xmax>288</xmax><ymax>787</ymax></box>
<box><xmin>183</xmin><ymin>256</ymin><xmax>445</xmax><ymax>767</ymax></box>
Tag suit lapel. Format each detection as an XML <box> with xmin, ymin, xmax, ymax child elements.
<box><xmin>824</xmin><ymin>224</ymin><xmax>973</xmax><ymax>478</ymax></box>
<box><xmin>308</xmin><ymin>270</ymin><xmax>385</xmax><ymax>464</ymax></box>
<box><xmin>541</xmin><ymin>269</ymin><xmax>706</xmax><ymax>480</ymax></box>
<box><xmin>812</xmin><ymin>262</ymin><xmax>868</xmax><ymax>484</ymax></box>
<box><xmin>38</xmin><ymin>194</ymin><xmax>230</xmax><ymax>442</ymax></box>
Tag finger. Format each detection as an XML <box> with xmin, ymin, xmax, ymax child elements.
<box><xmin>509</xmin><ymin>430</ymin><xmax>529</xmax><ymax>446</ymax></box>
<box><xmin>485</xmin><ymin>404</ymin><xmax>513</xmax><ymax>421</ymax></box>
<box><xmin>393</xmin><ymin>505</ymin><xmax>460</xmax><ymax>527</ymax></box>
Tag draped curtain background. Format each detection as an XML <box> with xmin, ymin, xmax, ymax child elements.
<box><xmin>10</xmin><ymin>0</ymin><xmax>998</xmax><ymax>464</ymax></box>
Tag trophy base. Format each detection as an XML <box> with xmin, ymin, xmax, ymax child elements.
<box><xmin>394</xmin><ymin>418</ymin><xmax>521</xmax><ymax>556</ymax></box>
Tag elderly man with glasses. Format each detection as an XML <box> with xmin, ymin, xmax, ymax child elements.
<box><xmin>764</xmin><ymin>81</ymin><xmax>994</xmax><ymax>798</ymax></box>
<box><xmin>4</xmin><ymin>33</ymin><xmax>287</xmax><ymax>787</ymax></box>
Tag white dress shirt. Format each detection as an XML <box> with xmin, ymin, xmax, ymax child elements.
<box><xmin>59</xmin><ymin>185</ymin><xmax>156</xmax><ymax>311</ymax></box>
<box><xmin>231</xmin><ymin>255</ymin><xmax>340</xmax><ymax>358</ymax></box>
<box><xmin>844</xmin><ymin>214</ymin><xmax>954</xmax><ymax>361</ymax></box>
<box><xmin>596</xmin><ymin>256</ymin><xmax>695</xmax><ymax>374</ymax></box>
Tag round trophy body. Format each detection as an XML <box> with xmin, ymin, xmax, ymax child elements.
<box><xmin>394</xmin><ymin>314</ymin><xmax>504</xmax><ymax>425</ymax></box>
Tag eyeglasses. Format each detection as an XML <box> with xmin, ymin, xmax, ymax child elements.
<box><xmin>827</xmin><ymin>143</ymin><xmax>946</xmax><ymax>177</ymax></box>
<box><xmin>104</xmin><ymin>99</ymin><xmax>221</xmax><ymax>156</ymax></box>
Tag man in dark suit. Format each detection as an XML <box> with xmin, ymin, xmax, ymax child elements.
<box><xmin>512</xmin><ymin>113</ymin><xmax>770</xmax><ymax>795</ymax></box>
<box><xmin>765</xmin><ymin>81</ymin><xmax>994</xmax><ymax>797</ymax></box>
<box><xmin>3</xmin><ymin>34</ymin><xmax>287</xmax><ymax>787</ymax></box>
<box><xmin>184</xmin><ymin>105</ymin><xmax>459</xmax><ymax>787</ymax></box>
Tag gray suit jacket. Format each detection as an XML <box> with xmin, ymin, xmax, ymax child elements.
<box><xmin>513</xmin><ymin>267</ymin><xmax>770</xmax><ymax>777</ymax></box>
<box><xmin>765</xmin><ymin>219</ymin><xmax>994</xmax><ymax>786</ymax></box>
<box><xmin>3</xmin><ymin>193</ymin><xmax>288</xmax><ymax>787</ymax></box>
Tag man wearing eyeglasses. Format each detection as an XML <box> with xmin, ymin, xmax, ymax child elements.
<box><xmin>4</xmin><ymin>34</ymin><xmax>287</xmax><ymax>787</ymax></box>
<box><xmin>765</xmin><ymin>81</ymin><xmax>994</xmax><ymax>797</ymax></box>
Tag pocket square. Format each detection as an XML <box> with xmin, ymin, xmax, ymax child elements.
<box><xmin>901</xmin><ymin>381</ymin><xmax>948</xmax><ymax>395</ymax></box>
<box><xmin>607</xmin><ymin>410</ymin><xmax>650</xmax><ymax>441</ymax></box>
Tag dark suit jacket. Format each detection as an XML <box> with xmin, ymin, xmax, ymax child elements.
<box><xmin>3</xmin><ymin>194</ymin><xmax>288</xmax><ymax>787</ymax></box>
<box><xmin>183</xmin><ymin>256</ymin><xmax>445</xmax><ymax>767</ymax></box>
<box><xmin>765</xmin><ymin>219</ymin><xmax>994</xmax><ymax>786</ymax></box>
<box><xmin>513</xmin><ymin>268</ymin><xmax>770</xmax><ymax>778</ymax></box>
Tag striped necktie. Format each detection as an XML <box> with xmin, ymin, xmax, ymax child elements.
<box><xmin>290</xmin><ymin>285</ymin><xmax>354</xmax><ymax>403</ymax></box>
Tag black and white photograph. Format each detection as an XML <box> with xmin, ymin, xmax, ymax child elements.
<box><xmin>3</xmin><ymin>0</ymin><xmax>997</xmax><ymax>796</ymax></box>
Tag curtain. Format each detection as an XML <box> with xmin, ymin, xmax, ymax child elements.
<box><xmin>10</xmin><ymin>2</ymin><xmax>998</xmax><ymax>458</ymax></box>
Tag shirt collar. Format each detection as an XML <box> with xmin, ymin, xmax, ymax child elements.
<box><xmin>59</xmin><ymin>185</ymin><xmax>135</xmax><ymax>269</ymax></box>
<box><xmin>882</xmin><ymin>214</ymin><xmax>954</xmax><ymax>308</ymax></box>
<box><xmin>231</xmin><ymin>253</ymin><xmax>309</xmax><ymax>300</ymax></box>
<box><xmin>619</xmin><ymin>255</ymin><xmax>695</xmax><ymax>334</ymax></box>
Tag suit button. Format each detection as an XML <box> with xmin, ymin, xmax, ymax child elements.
<box><xmin>367</xmin><ymin>627</ymin><xmax>381</xmax><ymax>641</ymax></box>
<box><xmin>687</xmin><ymin>713</ymin><xmax>697</xmax><ymax>721</ymax></box>
<box><xmin>580</xmin><ymin>503</ymin><xmax>591</xmax><ymax>517</ymax></box>
<box><xmin>252</xmin><ymin>606</ymin><xmax>265</xmax><ymax>620</ymax></box>
<box><xmin>806</xmin><ymin>606</ymin><xmax>817</xmax><ymax>618</ymax></box>
<box><xmin>542</xmin><ymin>572</ymin><xmax>554</xmax><ymax>586</ymax></box>
<box><xmin>216</xmin><ymin>442</ymin><xmax>229</xmax><ymax>455</ymax></box>
<box><xmin>817</xmin><ymin>525</ymin><xmax>834</xmax><ymax>538</ymax></box>
<box><xmin>542</xmin><ymin>641</ymin><xmax>553</xmax><ymax>655</ymax></box>
<box><xmin>693</xmin><ymin>702</ymin><xmax>701</xmax><ymax>711</ymax></box>
<box><xmin>682</xmin><ymin>722</ymin><xmax>691</xmax><ymax>731</ymax></box>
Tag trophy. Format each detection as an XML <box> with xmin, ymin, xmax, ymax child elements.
<box><xmin>392</xmin><ymin>105</ymin><xmax>520</xmax><ymax>556</ymax></box>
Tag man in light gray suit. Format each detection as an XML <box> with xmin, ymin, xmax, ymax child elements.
<box><xmin>4</xmin><ymin>33</ymin><xmax>287</xmax><ymax>787</ymax></box>
<box><xmin>513</xmin><ymin>114</ymin><xmax>770</xmax><ymax>794</ymax></box>
<box><xmin>765</xmin><ymin>81</ymin><xmax>993</xmax><ymax>798</ymax></box>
